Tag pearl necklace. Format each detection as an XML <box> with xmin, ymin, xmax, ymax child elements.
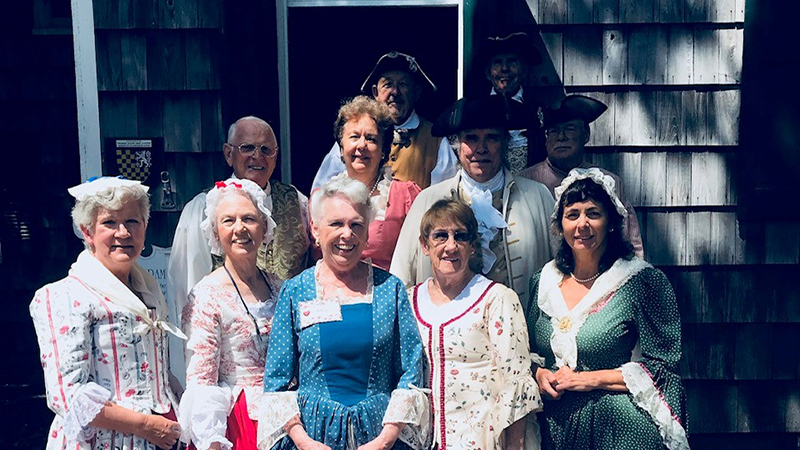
<box><xmin>571</xmin><ymin>271</ymin><xmax>600</xmax><ymax>284</ymax></box>
<box><xmin>369</xmin><ymin>175</ymin><xmax>381</xmax><ymax>196</ymax></box>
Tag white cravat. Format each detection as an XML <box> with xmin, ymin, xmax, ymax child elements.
<box><xmin>459</xmin><ymin>170</ymin><xmax>508</xmax><ymax>273</ymax></box>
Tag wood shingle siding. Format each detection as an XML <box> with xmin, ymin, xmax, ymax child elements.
<box><xmin>525</xmin><ymin>0</ymin><xmax>800</xmax><ymax>444</ymax></box>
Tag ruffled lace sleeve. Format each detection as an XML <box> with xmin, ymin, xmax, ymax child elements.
<box><xmin>180</xmin><ymin>286</ymin><xmax>233</xmax><ymax>449</ymax></box>
<box><xmin>619</xmin><ymin>268</ymin><xmax>689</xmax><ymax>450</ymax></box>
<box><xmin>178</xmin><ymin>384</ymin><xmax>234</xmax><ymax>450</ymax></box>
<box><xmin>485</xmin><ymin>285</ymin><xmax>542</xmax><ymax>435</ymax></box>
<box><xmin>258</xmin><ymin>282</ymin><xmax>301</xmax><ymax>450</ymax></box>
<box><xmin>29</xmin><ymin>284</ymin><xmax>113</xmax><ymax>443</ymax></box>
<box><xmin>385</xmin><ymin>279</ymin><xmax>430</xmax><ymax>449</ymax></box>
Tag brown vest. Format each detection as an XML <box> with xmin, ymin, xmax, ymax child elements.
<box><xmin>385</xmin><ymin>118</ymin><xmax>441</xmax><ymax>189</ymax></box>
<box><xmin>213</xmin><ymin>181</ymin><xmax>309</xmax><ymax>280</ymax></box>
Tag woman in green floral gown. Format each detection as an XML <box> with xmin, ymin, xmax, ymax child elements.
<box><xmin>526</xmin><ymin>168</ymin><xmax>689</xmax><ymax>450</ymax></box>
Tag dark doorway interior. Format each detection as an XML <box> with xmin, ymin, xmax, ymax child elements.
<box><xmin>286</xmin><ymin>6</ymin><xmax>459</xmax><ymax>193</ymax></box>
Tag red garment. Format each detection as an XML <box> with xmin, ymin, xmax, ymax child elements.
<box><xmin>188</xmin><ymin>392</ymin><xmax>258</xmax><ymax>450</ymax></box>
<box><xmin>363</xmin><ymin>180</ymin><xmax>422</xmax><ymax>270</ymax></box>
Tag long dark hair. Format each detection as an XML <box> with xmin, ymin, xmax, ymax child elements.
<box><xmin>552</xmin><ymin>178</ymin><xmax>634</xmax><ymax>275</ymax></box>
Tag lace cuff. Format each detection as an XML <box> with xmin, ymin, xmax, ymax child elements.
<box><xmin>382</xmin><ymin>386</ymin><xmax>431</xmax><ymax>450</ymax></box>
<box><xmin>62</xmin><ymin>383</ymin><xmax>112</xmax><ymax>442</ymax></box>
<box><xmin>492</xmin><ymin>375</ymin><xmax>542</xmax><ymax>436</ymax></box>
<box><xmin>178</xmin><ymin>384</ymin><xmax>234</xmax><ymax>450</ymax></box>
<box><xmin>530</xmin><ymin>352</ymin><xmax>546</xmax><ymax>368</ymax></box>
<box><xmin>256</xmin><ymin>391</ymin><xmax>299</xmax><ymax>450</ymax></box>
<box><xmin>619</xmin><ymin>362</ymin><xmax>689</xmax><ymax>450</ymax></box>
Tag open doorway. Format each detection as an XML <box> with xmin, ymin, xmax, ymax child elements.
<box><xmin>283</xmin><ymin>5</ymin><xmax>459</xmax><ymax>193</ymax></box>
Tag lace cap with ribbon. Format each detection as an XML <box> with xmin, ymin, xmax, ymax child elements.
<box><xmin>201</xmin><ymin>177</ymin><xmax>276</xmax><ymax>256</ymax></box>
<box><xmin>68</xmin><ymin>176</ymin><xmax>149</xmax><ymax>201</ymax></box>
<box><xmin>553</xmin><ymin>168</ymin><xmax>627</xmax><ymax>220</ymax></box>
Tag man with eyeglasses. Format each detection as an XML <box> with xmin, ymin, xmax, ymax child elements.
<box><xmin>391</xmin><ymin>95</ymin><xmax>554</xmax><ymax>308</ymax></box>
<box><xmin>518</xmin><ymin>94</ymin><xmax>643</xmax><ymax>256</ymax></box>
<box><xmin>166</xmin><ymin>116</ymin><xmax>310</xmax><ymax>385</ymax></box>
<box><xmin>312</xmin><ymin>52</ymin><xmax>458</xmax><ymax>190</ymax></box>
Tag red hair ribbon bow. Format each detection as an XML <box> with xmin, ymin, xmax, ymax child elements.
<box><xmin>215</xmin><ymin>181</ymin><xmax>242</xmax><ymax>189</ymax></box>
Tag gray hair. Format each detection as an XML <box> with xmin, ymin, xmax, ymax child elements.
<box><xmin>310</xmin><ymin>176</ymin><xmax>376</xmax><ymax>226</ymax></box>
<box><xmin>71</xmin><ymin>185</ymin><xmax>150</xmax><ymax>231</ymax></box>
<box><xmin>201</xmin><ymin>178</ymin><xmax>275</xmax><ymax>256</ymax></box>
<box><xmin>227</xmin><ymin>116</ymin><xmax>272</xmax><ymax>143</ymax></box>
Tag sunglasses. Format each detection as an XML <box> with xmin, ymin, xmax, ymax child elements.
<box><xmin>429</xmin><ymin>230</ymin><xmax>471</xmax><ymax>245</ymax></box>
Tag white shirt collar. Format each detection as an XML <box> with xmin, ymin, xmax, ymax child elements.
<box><xmin>459</xmin><ymin>168</ymin><xmax>505</xmax><ymax>193</ymax></box>
<box><xmin>490</xmin><ymin>86</ymin><xmax>524</xmax><ymax>103</ymax></box>
<box><xmin>395</xmin><ymin>110</ymin><xmax>420</xmax><ymax>130</ymax></box>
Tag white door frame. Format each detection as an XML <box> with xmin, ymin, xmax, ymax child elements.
<box><xmin>71</xmin><ymin>0</ymin><xmax>103</xmax><ymax>182</ymax></box>
<box><xmin>275</xmin><ymin>0</ymin><xmax>463</xmax><ymax>184</ymax></box>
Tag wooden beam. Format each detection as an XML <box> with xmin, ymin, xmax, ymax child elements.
<box><xmin>72</xmin><ymin>0</ymin><xmax>103</xmax><ymax>181</ymax></box>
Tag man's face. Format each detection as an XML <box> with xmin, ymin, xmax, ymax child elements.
<box><xmin>545</xmin><ymin>119</ymin><xmax>588</xmax><ymax>165</ymax></box>
<box><xmin>486</xmin><ymin>53</ymin><xmax>527</xmax><ymax>95</ymax></box>
<box><xmin>458</xmin><ymin>128</ymin><xmax>506</xmax><ymax>183</ymax></box>
<box><xmin>224</xmin><ymin>120</ymin><xmax>278</xmax><ymax>189</ymax></box>
<box><xmin>371</xmin><ymin>70</ymin><xmax>420</xmax><ymax>125</ymax></box>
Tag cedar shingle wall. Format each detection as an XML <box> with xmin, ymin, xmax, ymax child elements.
<box><xmin>92</xmin><ymin>0</ymin><xmax>228</xmax><ymax>247</ymax></box>
<box><xmin>502</xmin><ymin>0</ymin><xmax>800</xmax><ymax>446</ymax></box>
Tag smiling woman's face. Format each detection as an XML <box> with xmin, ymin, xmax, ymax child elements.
<box><xmin>312</xmin><ymin>195</ymin><xmax>369</xmax><ymax>273</ymax></box>
<box><xmin>458</xmin><ymin>128</ymin><xmax>505</xmax><ymax>183</ymax></box>
<box><xmin>82</xmin><ymin>198</ymin><xmax>145</xmax><ymax>278</ymax></box>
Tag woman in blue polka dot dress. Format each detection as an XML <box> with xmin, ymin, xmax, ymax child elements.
<box><xmin>526</xmin><ymin>168</ymin><xmax>689</xmax><ymax>450</ymax></box>
<box><xmin>258</xmin><ymin>177</ymin><xmax>430</xmax><ymax>450</ymax></box>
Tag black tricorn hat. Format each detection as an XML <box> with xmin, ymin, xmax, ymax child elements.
<box><xmin>360</xmin><ymin>52</ymin><xmax>437</xmax><ymax>95</ymax></box>
<box><xmin>432</xmin><ymin>95</ymin><xmax>532</xmax><ymax>137</ymax></box>
<box><xmin>542</xmin><ymin>94</ymin><xmax>608</xmax><ymax>128</ymax></box>
<box><xmin>476</xmin><ymin>32</ymin><xmax>543</xmax><ymax>68</ymax></box>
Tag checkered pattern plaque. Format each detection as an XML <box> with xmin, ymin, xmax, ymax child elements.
<box><xmin>115</xmin><ymin>149</ymin><xmax>152</xmax><ymax>182</ymax></box>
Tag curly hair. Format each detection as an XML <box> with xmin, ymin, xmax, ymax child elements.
<box><xmin>551</xmin><ymin>178</ymin><xmax>634</xmax><ymax>274</ymax></box>
<box><xmin>333</xmin><ymin>95</ymin><xmax>395</xmax><ymax>158</ymax></box>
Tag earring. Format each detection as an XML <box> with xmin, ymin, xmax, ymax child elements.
<box><xmin>315</xmin><ymin>238</ymin><xmax>320</xmax><ymax>247</ymax></box>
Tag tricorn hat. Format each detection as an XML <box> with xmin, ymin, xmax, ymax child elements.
<box><xmin>432</xmin><ymin>95</ymin><xmax>532</xmax><ymax>136</ymax></box>
<box><xmin>360</xmin><ymin>52</ymin><xmax>437</xmax><ymax>94</ymax></box>
<box><xmin>542</xmin><ymin>94</ymin><xmax>607</xmax><ymax>128</ymax></box>
<box><xmin>476</xmin><ymin>32</ymin><xmax>543</xmax><ymax>68</ymax></box>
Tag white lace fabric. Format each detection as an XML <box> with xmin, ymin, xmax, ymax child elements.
<box><xmin>383</xmin><ymin>386</ymin><xmax>432</xmax><ymax>450</ymax></box>
<box><xmin>178</xmin><ymin>384</ymin><xmax>234</xmax><ymax>450</ymax></box>
<box><xmin>62</xmin><ymin>383</ymin><xmax>112</xmax><ymax>442</ymax></box>
<box><xmin>314</xmin><ymin>260</ymin><xmax>374</xmax><ymax>306</ymax></box>
<box><xmin>620</xmin><ymin>362</ymin><xmax>690</xmax><ymax>450</ymax></box>
<box><xmin>256</xmin><ymin>391</ymin><xmax>300</xmax><ymax>450</ymax></box>
<box><xmin>537</xmin><ymin>258</ymin><xmax>649</xmax><ymax>368</ymax></box>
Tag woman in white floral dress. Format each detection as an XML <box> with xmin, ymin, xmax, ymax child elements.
<box><xmin>179</xmin><ymin>178</ymin><xmax>282</xmax><ymax>450</ymax></box>
<box><xmin>409</xmin><ymin>198</ymin><xmax>542</xmax><ymax>450</ymax></box>
<box><xmin>30</xmin><ymin>177</ymin><xmax>184</xmax><ymax>450</ymax></box>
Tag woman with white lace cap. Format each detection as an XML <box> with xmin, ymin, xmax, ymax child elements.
<box><xmin>322</xmin><ymin>95</ymin><xmax>421</xmax><ymax>271</ymax></box>
<box><xmin>179</xmin><ymin>178</ymin><xmax>282</xmax><ymax>450</ymax></box>
<box><xmin>29</xmin><ymin>176</ymin><xmax>185</xmax><ymax>450</ymax></box>
<box><xmin>526</xmin><ymin>168</ymin><xmax>689</xmax><ymax>450</ymax></box>
<box><xmin>409</xmin><ymin>198</ymin><xmax>541</xmax><ymax>450</ymax></box>
<box><xmin>259</xmin><ymin>176</ymin><xmax>429</xmax><ymax>450</ymax></box>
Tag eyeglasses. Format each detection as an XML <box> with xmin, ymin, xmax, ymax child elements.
<box><xmin>227</xmin><ymin>143</ymin><xmax>277</xmax><ymax>157</ymax></box>
<box><xmin>544</xmin><ymin>125</ymin><xmax>580</xmax><ymax>139</ymax></box>
<box><xmin>429</xmin><ymin>230</ymin><xmax>471</xmax><ymax>245</ymax></box>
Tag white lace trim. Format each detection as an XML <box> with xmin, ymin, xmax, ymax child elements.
<box><xmin>178</xmin><ymin>383</ymin><xmax>234</xmax><ymax>450</ymax></box>
<box><xmin>383</xmin><ymin>386</ymin><xmax>432</xmax><ymax>450</ymax></box>
<box><xmin>620</xmin><ymin>362</ymin><xmax>690</xmax><ymax>450</ymax></box>
<box><xmin>537</xmin><ymin>258</ymin><xmax>650</xmax><ymax>368</ymax></box>
<box><xmin>314</xmin><ymin>259</ymin><xmax>374</xmax><ymax>305</ymax></box>
<box><xmin>530</xmin><ymin>353</ymin><xmax>546</xmax><ymax>367</ymax></box>
<box><xmin>371</xmin><ymin>172</ymin><xmax>392</xmax><ymax>222</ymax></box>
<box><xmin>62</xmin><ymin>383</ymin><xmax>112</xmax><ymax>442</ymax></box>
<box><xmin>256</xmin><ymin>391</ymin><xmax>300</xmax><ymax>450</ymax></box>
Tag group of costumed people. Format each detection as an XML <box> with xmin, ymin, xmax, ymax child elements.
<box><xmin>30</xmin><ymin>33</ymin><xmax>689</xmax><ymax>450</ymax></box>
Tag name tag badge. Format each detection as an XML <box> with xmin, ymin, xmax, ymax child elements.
<box><xmin>298</xmin><ymin>299</ymin><xmax>343</xmax><ymax>329</ymax></box>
